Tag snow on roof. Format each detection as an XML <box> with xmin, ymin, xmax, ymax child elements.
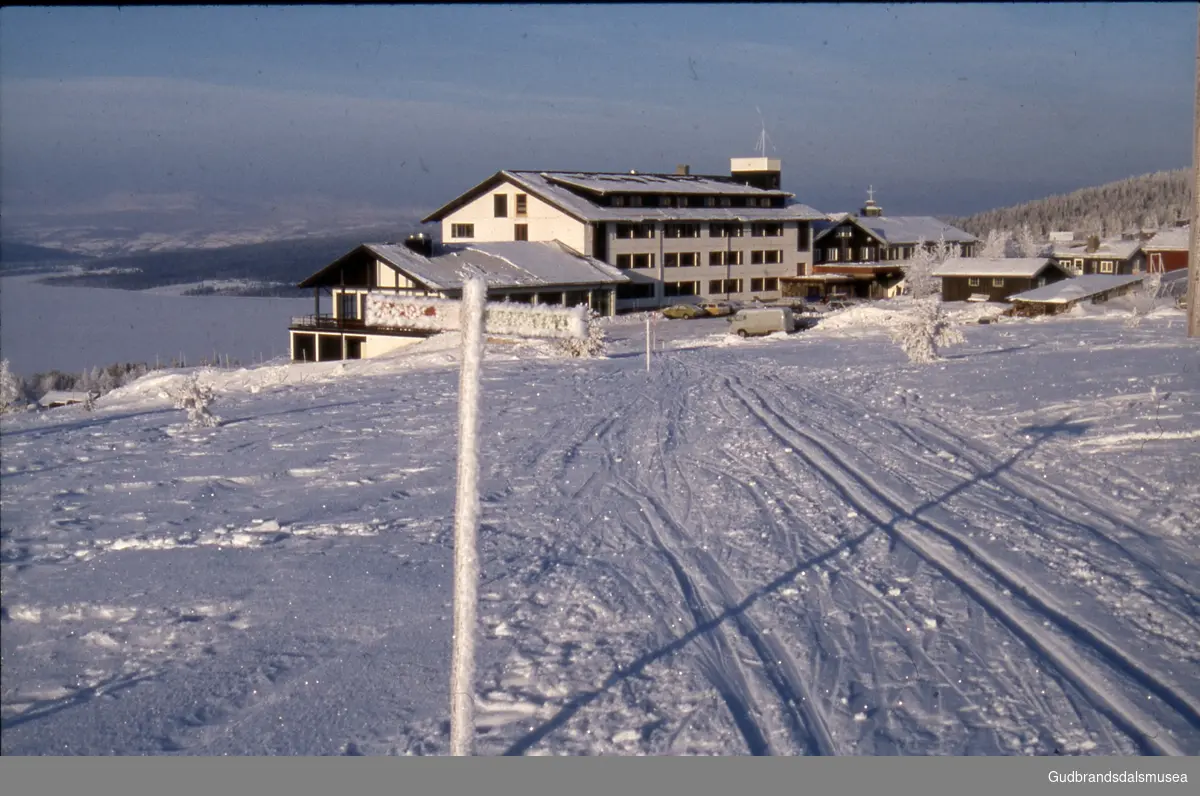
<box><xmin>366</xmin><ymin>241</ymin><xmax>627</xmax><ymax>292</ymax></box>
<box><xmin>38</xmin><ymin>391</ymin><xmax>93</xmax><ymax>407</ymax></box>
<box><xmin>542</xmin><ymin>172</ymin><xmax>788</xmax><ymax>196</ymax></box>
<box><xmin>1144</xmin><ymin>226</ymin><xmax>1191</xmax><ymax>251</ymax></box>
<box><xmin>422</xmin><ymin>170</ymin><xmax>826</xmax><ymax>224</ymax></box>
<box><xmin>1008</xmin><ymin>274</ymin><xmax>1145</xmax><ymax>304</ymax></box>
<box><xmin>932</xmin><ymin>257</ymin><xmax>1056</xmax><ymax>278</ymax></box>
<box><xmin>1049</xmin><ymin>238</ymin><xmax>1142</xmax><ymax>259</ymax></box>
<box><xmin>812</xmin><ymin>214</ymin><xmax>975</xmax><ymax>245</ymax></box>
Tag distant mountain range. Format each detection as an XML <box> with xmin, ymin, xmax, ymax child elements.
<box><xmin>0</xmin><ymin>241</ymin><xmax>93</xmax><ymax>266</ymax></box>
<box><xmin>949</xmin><ymin>169</ymin><xmax>1192</xmax><ymax>239</ymax></box>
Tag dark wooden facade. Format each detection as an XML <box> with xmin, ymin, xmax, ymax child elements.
<box><xmin>812</xmin><ymin>221</ymin><xmax>885</xmax><ymax>266</ymax></box>
<box><xmin>940</xmin><ymin>264</ymin><xmax>1070</xmax><ymax>303</ymax></box>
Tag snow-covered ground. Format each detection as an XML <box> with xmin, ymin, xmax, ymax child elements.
<box><xmin>2</xmin><ymin>300</ymin><xmax>1198</xmax><ymax>756</ymax></box>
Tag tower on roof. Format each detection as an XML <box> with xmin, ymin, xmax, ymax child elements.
<box><xmin>861</xmin><ymin>186</ymin><xmax>883</xmax><ymax>217</ymax></box>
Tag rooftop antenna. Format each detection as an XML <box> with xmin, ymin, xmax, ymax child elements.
<box><xmin>754</xmin><ymin>107</ymin><xmax>776</xmax><ymax>157</ymax></box>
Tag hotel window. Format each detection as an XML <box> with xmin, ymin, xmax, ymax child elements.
<box><xmin>629</xmin><ymin>195</ymin><xmax>644</xmax><ymax>207</ymax></box>
<box><xmin>494</xmin><ymin>194</ymin><xmax>508</xmax><ymax>218</ymax></box>
<box><xmin>797</xmin><ymin>223</ymin><xmax>810</xmax><ymax>252</ymax></box>
<box><xmin>727</xmin><ymin>250</ymin><xmax>743</xmax><ymax>265</ymax></box>
<box><xmin>1099</xmin><ymin>260</ymin><xmax>1115</xmax><ymax>274</ymax></box>
<box><xmin>709</xmin><ymin>251</ymin><xmax>724</xmax><ymax>266</ymax></box>
<box><xmin>705</xmin><ymin>196</ymin><xmax>716</xmax><ymax>207</ymax></box>
<box><xmin>616</xmin><ymin>223</ymin><xmax>655</xmax><ymax>239</ymax></box>
<box><xmin>708</xmin><ymin>279</ymin><xmax>723</xmax><ymax>294</ymax></box>
<box><xmin>723</xmin><ymin>278</ymin><xmax>743</xmax><ymax>293</ymax></box>
<box><xmin>515</xmin><ymin>194</ymin><xmax>527</xmax><ymax>216</ymax></box>
<box><xmin>612</xmin><ymin>195</ymin><xmax>626</xmax><ymax>207</ymax></box>
<box><xmin>664</xmin><ymin>281</ymin><xmax>699</xmax><ymax>297</ymax></box>
<box><xmin>750</xmin><ymin>278</ymin><xmax>765</xmax><ymax>292</ymax></box>
<box><xmin>827</xmin><ymin>248</ymin><xmax>840</xmax><ymax>262</ymax></box>
<box><xmin>514</xmin><ymin>224</ymin><xmax>528</xmax><ymax>241</ymax></box>
<box><xmin>664</xmin><ymin>223</ymin><xmax>701</xmax><ymax>239</ymax></box>
<box><xmin>720</xmin><ymin>197</ymin><xmax>732</xmax><ymax>207</ymax></box>
<box><xmin>764</xmin><ymin>277</ymin><xmax>778</xmax><ymax>291</ymax></box>
<box><xmin>710</xmin><ymin>222</ymin><xmax>744</xmax><ymax>238</ymax></box>
<box><xmin>659</xmin><ymin>195</ymin><xmax>675</xmax><ymax>207</ymax></box>
<box><xmin>679</xmin><ymin>252</ymin><xmax>698</xmax><ymax>267</ymax></box>
<box><xmin>992</xmin><ymin>278</ymin><xmax>1005</xmax><ymax>287</ymax></box>
<box><xmin>451</xmin><ymin>223</ymin><xmax>474</xmax><ymax>238</ymax></box>
<box><xmin>616</xmin><ymin>254</ymin><xmax>632</xmax><ymax>270</ymax></box>
<box><xmin>664</xmin><ymin>252</ymin><xmax>679</xmax><ymax>268</ymax></box>
<box><xmin>968</xmin><ymin>277</ymin><xmax>980</xmax><ymax>287</ymax></box>
<box><xmin>752</xmin><ymin>222</ymin><xmax>784</xmax><ymax>237</ymax></box>
<box><xmin>632</xmin><ymin>253</ymin><xmax>655</xmax><ymax>269</ymax></box>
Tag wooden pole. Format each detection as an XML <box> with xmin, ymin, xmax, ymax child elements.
<box><xmin>450</xmin><ymin>277</ymin><xmax>485</xmax><ymax>756</ymax></box>
<box><xmin>1188</xmin><ymin>10</ymin><xmax>1200</xmax><ymax>337</ymax></box>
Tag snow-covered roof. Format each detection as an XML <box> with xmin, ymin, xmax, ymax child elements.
<box><xmin>542</xmin><ymin>172</ymin><xmax>789</xmax><ymax>197</ymax></box>
<box><xmin>1144</xmin><ymin>226</ymin><xmax>1191</xmax><ymax>252</ymax></box>
<box><xmin>38</xmin><ymin>391</ymin><xmax>92</xmax><ymax>407</ymax></box>
<box><xmin>781</xmin><ymin>274</ymin><xmax>862</xmax><ymax>283</ymax></box>
<box><xmin>1008</xmin><ymin>274</ymin><xmax>1145</xmax><ymax>304</ymax></box>
<box><xmin>1049</xmin><ymin>238</ymin><xmax>1142</xmax><ymax>260</ymax></box>
<box><xmin>932</xmin><ymin>257</ymin><xmax>1057</xmax><ymax>278</ymax></box>
<box><xmin>365</xmin><ymin>241</ymin><xmax>628</xmax><ymax>292</ymax></box>
<box><xmin>812</xmin><ymin>214</ymin><xmax>976</xmax><ymax>246</ymax></box>
<box><xmin>422</xmin><ymin>170</ymin><xmax>826</xmax><ymax>224</ymax></box>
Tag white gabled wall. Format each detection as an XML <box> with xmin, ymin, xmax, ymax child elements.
<box><xmin>441</xmin><ymin>179</ymin><xmax>587</xmax><ymax>252</ymax></box>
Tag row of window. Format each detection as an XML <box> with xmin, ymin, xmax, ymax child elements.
<box><xmin>660</xmin><ymin>278</ymin><xmax>781</xmax><ymax>296</ymax></box>
<box><xmin>615</xmin><ymin>222</ymin><xmax>787</xmax><ymax>239</ymax></box>
<box><xmin>452</xmin><ymin>223</ymin><xmax>528</xmax><ymax>240</ymax></box>
<box><xmin>967</xmin><ymin>277</ymin><xmax>1007</xmax><ymax>287</ymax></box>
<box><xmin>1057</xmin><ymin>258</ymin><xmax>1116</xmax><ymax>274</ymax></box>
<box><xmin>610</xmin><ymin>195</ymin><xmax>777</xmax><ymax>209</ymax></box>
<box><xmin>494</xmin><ymin>194</ymin><xmax>528</xmax><ymax>218</ymax></box>
<box><xmin>821</xmin><ymin>247</ymin><xmax>879</xmax><ymax>262</ymax></box>
<box><xmin>615</xmin><ymin>250</ymin><xmax>784</xmax><ymax>269</ymax></box>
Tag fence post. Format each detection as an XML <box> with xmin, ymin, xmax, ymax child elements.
<box><xmin>450</xmin><ymin>276</ymin><xmax>486</xmax><ymax>756</ymax></box>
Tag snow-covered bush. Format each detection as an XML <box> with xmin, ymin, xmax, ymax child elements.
<box><xmin>555</xmin><ymin>311</ymin><xmax>607</xmax><ymax>358</ymax></box>
<box><xmin>169</xmin><ymin>372</ymin><xmax>221</xmax><ymax>428</ymax></box>
<box><xmin>0</xmin><ymin>359</ymin><xmax>30</xmax><ymax>414</ymax></box>
<box><xmin>889</xmin><ymin>298</ymin><xmax>964</xmax><ymax>364</ymax></box>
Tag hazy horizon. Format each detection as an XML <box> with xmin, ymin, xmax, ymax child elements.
<box><xmin>2</xmin><ymin>3</ymin><xmax>1195</xmax><ymax>237</ymax></box>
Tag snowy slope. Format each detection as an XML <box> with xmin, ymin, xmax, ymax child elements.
<box><xmin>2</xmin><ymin>302</ymin><xmax>1198</xmax><ymax>756</ymax></box>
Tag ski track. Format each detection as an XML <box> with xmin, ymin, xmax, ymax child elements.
<box><xmin>717</xmin><ymin>369</ymin><xmax>1196</xmax><ymax>755</ymax></box>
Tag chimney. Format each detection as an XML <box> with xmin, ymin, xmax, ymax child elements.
<box><xmin>675</xmin><ymin>164</ymin><xmax>690</xmax><ymax>176</ymax></box>
<box><xmin>1086</xmin><ymin>234</ymin><xmax>1100</xmax><ymax>253</ymax></box>
<box><xmin>730</xmin><ymin>157</ymin><xmax>782</xmax><ymax>191</ymax></box>
<box><xmin>404</xmin><ymin>232</ymin><xmax>433</xmax><ymax>258</ymax></box>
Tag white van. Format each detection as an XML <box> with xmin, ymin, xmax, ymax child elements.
<box><xmin>727</xmin><ymin>307</ymin><xmax>795</xmax><ymax>337</ymax></box>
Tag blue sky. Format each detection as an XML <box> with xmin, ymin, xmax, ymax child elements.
<box><xmin>1</xmin><ymin>3</ymin><xmax>1195</xmax><ymax>225</ymax></box>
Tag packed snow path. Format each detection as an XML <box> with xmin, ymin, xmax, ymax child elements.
<box><xmin>2</xmin><ymin>310</ymin><xmax>1198</xmax><ymax>755</ymax></box>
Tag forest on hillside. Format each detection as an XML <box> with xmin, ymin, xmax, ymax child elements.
<box><xmin>950</xmin><ymin>169</ymin><xmax>1192</xmax><ymax>239</ymax></box>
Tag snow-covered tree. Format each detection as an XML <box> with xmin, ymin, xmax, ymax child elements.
<box><xmin>1016</xmin><ymin>224</ymin><xmax>1046</xmax><ymax>258</ymax></box>
<box><xmin>900</xmin><ymin>237</ymin><xmax>938</xmax><ymax>299</ymax></box>
<box><xmin>169</xmin><ymin>372</ymin><xmax>221</xmax><ymax>428</ymax></box>
<box><xmin>979</xmin><ymin>229</ymin><xmax>1009</xmax><ymax>259</ymax></box>
<box><xmin>890</xmin><ymin>298</ymin><xmax>965</xmax><ymax>364</ymax></box>
<box><xmin>0</xmin><ymin>359</ymin><xmax>28</xmax><ymax>414</ymax></box>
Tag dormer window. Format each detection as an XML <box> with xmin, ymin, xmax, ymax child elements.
<box><xmin>837</xmin><ymin>227</ymin><xmax>853</xmax><ymax>238</ymax></box>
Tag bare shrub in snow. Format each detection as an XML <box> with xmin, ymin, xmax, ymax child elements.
<box><xmin>169</xmin><ymin>372</ymin><xmax>221</xmax><ymax>427</ymax></box>
<box><xmin>890</xmin><ymin>298</ymin><xmax>965</xmax><ymax>364</ymax></box>
<box><xmin>0</xmin><ymin>359</ymin><xmax>30</xmax><ymax>414</ymax></box>
<box><xmin>556</xmin><ymin>311</ymin><xmax>607</xmax><ymax>358</ymax></box>
<box><xmin>1125</xmin><ymin>274</ymin><xmax>1164</xmax><ymax>328</ymax></box>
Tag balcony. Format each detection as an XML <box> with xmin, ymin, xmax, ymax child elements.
<box><xmin>288</xmin><ymin>314</ymin><xmax>437</xmax><ymax>338</ymax></box>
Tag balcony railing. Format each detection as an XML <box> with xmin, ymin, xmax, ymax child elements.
<box><xmin>288</xmin><ymin>314</ymin><xmax>440</xmax><ymax>338</ymax></box>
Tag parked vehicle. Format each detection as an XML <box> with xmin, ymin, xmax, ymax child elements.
<box><xmin>727</xmin><ymin>307</ymin><xmax>795</xmax><ymax>337</ymax></box>
<box><xmin>662</xmin><ymin>304</ymin><xmax>705</xmax><ymax>320</ymax></box>
<box><xmin>698</xmin><ymin>300</ymin><xmax>735</xmax><ymax>317</ymax></box>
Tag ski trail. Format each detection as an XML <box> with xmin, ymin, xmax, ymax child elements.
<box><xmin>723</xmin><ymin>373</ymin><xmax>1194</xmax><ymax>756</ymax></box>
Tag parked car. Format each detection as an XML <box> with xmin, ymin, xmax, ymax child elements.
<box><xmin>727</xmin><ymin>307</ymin><xmax>796</xmax><ymax>337</ymax></box>
<box><xmin>698</xmin><ymin>300</ymin><xmax>735</xmax><ymax>317</ymax></box>
<box><xmin>662</xmin><ymin>304</ymin><xmax>705</xmax><ymax>320</ymax></box>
